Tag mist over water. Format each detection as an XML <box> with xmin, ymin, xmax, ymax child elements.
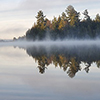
<box><xmin>0</xmin><ymin>39</ymin><xmax>100</xmax><ymax>100</ymax></box>
<box><xmin>1</xmin><ymin>39</ymin><xmax>100</xmax><ymax>47</ymax></box>
<box><xmin>0</xmin><ymin>39</ymin><xmax>98</xmax><ymax>77</ymax></box>
<box><xmin>1</xmin><ymin>39</ymin><xmax>100</xmax><ymax>75</ymax></box>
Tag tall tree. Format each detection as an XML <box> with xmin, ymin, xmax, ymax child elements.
<box><xmin>83</xmin><ymin>9</ymin><xmax>91</xmax><ymax>21</ymax></box>
<box><xmin>95</xmin><ymin>14</ymin><xmax>100</xmax><ymax>22</ymax></box>
<box><xmin>51</xmin><ymin>17</ymin><xmax>58</xmax><ymax>30</ymax></box>
<box><xmin>58</xmin><ymin>12</ymin><xmax>68</xmax><ymax>30</ymax></box>
<box><xmin>65</xmin><ymin>5</ymin><xmax>80</xmax><ymax>26</ymax></box>
<box><xmin>36</xmin><ymin>10</ymin><xmax>46</xmax><ymax>30</ymax></box>
<box><xmin>61</xmin><ymin>12</ymin><xmax>67</xmax><ymax>21</ymax></box>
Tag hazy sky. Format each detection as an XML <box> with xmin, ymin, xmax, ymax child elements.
<box><xmin>0</xmin><ymin>0</ymin><xmax>100</xmax><ymax>39</ymax></box>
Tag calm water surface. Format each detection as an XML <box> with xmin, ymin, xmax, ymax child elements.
<box><xmin>0</xmin><ymin>42</ymin><xmax>100</xmax><ymax>100</ymax></box>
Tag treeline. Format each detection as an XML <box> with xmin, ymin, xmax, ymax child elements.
<box><xmin>25</xmin><ymin>5</ymin><xmax>100</xmax><ymax>40</ymax></box>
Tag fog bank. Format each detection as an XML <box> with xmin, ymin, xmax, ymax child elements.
<box><xmin>0</xmin><ymin>39</ymin><xmax>100</xmax><ymax>47</ymax></box>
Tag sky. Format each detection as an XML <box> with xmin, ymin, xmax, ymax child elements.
<box><xmin>0</xmin><ymin>0</ymin><xmax>100</xmax><ymax>39</ymax></box>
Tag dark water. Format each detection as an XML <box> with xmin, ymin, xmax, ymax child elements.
<box><xmin>0</xmin><ymin>41</ymin><xmax>100</xmax><ymax>100</ymax></box>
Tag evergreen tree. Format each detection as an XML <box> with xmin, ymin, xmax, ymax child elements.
<box><xmin>65</xmin><ymin>5</ymin><xmax>80</xmax><ymax>26</ymax></box>
<box><xmin>36</xmin><ymin>10</ymin><xmax>46</xmax><ymax>30</ymax></box>
<box><xmin>95</xmin><ymin>14</ymin><xmax>100</xmax><ymax>22</ymax></box>
<box><xmin>25</xmin><ymin>5</ymin><xmax>100</xmax><ymax>40</ymax></box>
<box><xmin>83</xmin><ymin>9</ymin><xmax>91</xmax><ymax>21</ymax></box>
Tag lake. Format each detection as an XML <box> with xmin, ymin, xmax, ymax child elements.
<box><xmin>0</xmin><ymin>40</ymin><xmax>100</xmax><ymax>100</ymax></box>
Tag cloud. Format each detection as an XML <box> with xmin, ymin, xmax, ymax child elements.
<box><xmin>18</xmin><ymin>0</ymin><xmax>84</xmax><ymax>12</ymax></box>
<box><xmin>19</xmin><ymin>0</ymin><xmax>85</xmax><ymax>12</ymax></box>
<box><xmin>19</xmin><ymin>0</ymin><xmax>100</xmax><ymax>10</ymax></box>
<box><xmin>18</xmin><ymin>0</ymin><xmax>100</xmax><ymax>19</ymax></box>
<box><xmin>0</xmin><ymin>0</ymin><xmax>99</xmax><ymax>39</ymax></box>
<box><xmin>0</xmin><ymin>0</ymin><xmax>99</xmax><ymax>18</ymax></box>
<box><xmin>0</xmin><ymin>27</ymin><xmax>26</xmax><ymax>39</ymax></box>
<box><xmin>0</xmin><ymin>19</ymin><xmax>33</xmax><ymax>39</ymax></box>
<box><xmin>0</xmin><ymin>0</ymin><xmax>20</xmax><ymax>12</ymax></box>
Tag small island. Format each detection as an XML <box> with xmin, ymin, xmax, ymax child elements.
<box><xmin>15</xmin><ymin>5</ymin><xmax>100</xmax><ymax>41</ymax></box>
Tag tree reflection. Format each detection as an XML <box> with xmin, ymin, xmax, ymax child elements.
<box><xmin>21</xmin><ymin>45</ymin><xmax>100</xmax><ymax>78</ymax></box>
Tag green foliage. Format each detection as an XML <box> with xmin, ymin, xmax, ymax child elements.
<box><xmin>65</xmin><ymin>5</ymin><xmax>80</xmax><ymax>26</ymax></box>
<box><xmin>83</xmin><ymin>9</ymin><xmax>91</xmax><ymax>21</ymax></box>
<box><xmin>25</xmin><ymin>5</ymin><xmax>100</xmax><ymax>40</ymax></box>
<box><xmin>36</xmin><ymin>10</ymin><xmax>46</xmax><ymax>29</ymax></box>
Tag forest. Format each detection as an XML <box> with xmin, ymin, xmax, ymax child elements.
<box><xmin>23</xmin><ymin>5</ymin><xmax>100</xmax><ymax>40</ymax></box>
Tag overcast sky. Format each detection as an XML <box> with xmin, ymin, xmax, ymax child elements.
<box><xmin>0</xmin><ymin>0</ymin><xmax>100</xmax><ymax>39</ymax></box>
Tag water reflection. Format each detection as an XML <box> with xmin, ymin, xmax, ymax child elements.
<box><xmin>16</xmin><ymin>44</ymin><xmax>100</xmax><ymax>78</ymax></box>
<box><xmin>0</xmin><ymin>43</ymin><xmax>100</xmax><ymax>100</ymax></box>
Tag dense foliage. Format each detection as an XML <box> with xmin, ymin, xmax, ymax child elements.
<box><xmin>26</xmin><ymin>5</ymin><xmax>100</xmax><ymax>40</ymax></box>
